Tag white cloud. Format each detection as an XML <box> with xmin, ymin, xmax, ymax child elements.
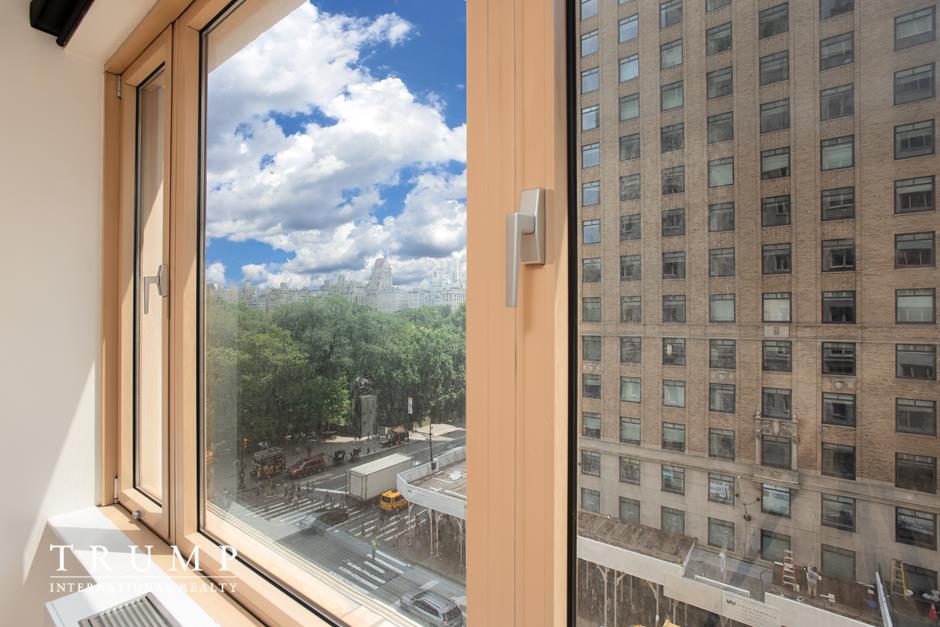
<box><xmin>205</xmin><ymin>261</ymin><xmax>226</xmax><ymax>286</ymax></box>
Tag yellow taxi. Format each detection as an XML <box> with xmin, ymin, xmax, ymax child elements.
<box><xmin>378</xmin><ymin>490</ymin><xmax>408</xmax><ymax>514</ymax></box>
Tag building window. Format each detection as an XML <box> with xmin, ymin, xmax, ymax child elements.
<box><xmin>662</xmin><ymin>251</ymin><xmax>686</xmax><ymax>279</ymax></box>
<box><xmin>582</xmin><ymin>181</ymin><xmax>600</xmax><ymax>207</ymax></box>
<box><xmin>822</xmin><ymin>342</ymin><xmax>856</xmax><ymax>375</ymax></box>
<box><xmin>761</xmin><ymin>484</ymin><xmax>791</xmax><ymax>517</ymax></box>
<box><xmin>709</xmin><ymin>248</ymin><xmax>735</xmax><ymax>277</ymax></box>
<box><xmin>897</xmin><ymin>344</ymin><xmax>937</xmax><ymax>380</ymax></box>
<box><xmin>620</xmin><ymin>133</ymin><xmax>641</xmax><ymax>161</ymax></box>
<box><xmin>582</xmin><ymin>218</ymin><xmax>601</xmax><ymax>244</ymax></box>
<box><xmin>708</xmin><ymin>157</ymin><xmax>734</xmax><ymax>187</ymax></box>
<box><xmin>709</xmin><ymin>473</ymin><xmax>735</xmax><ymax>505</ymax></box>
<box><xmin>822</xmin><ymin>239</ymin><xmax>855</xmax><ymax>272</ymax></box>
<box><xmin>895</xmin><ymin>120</ymin><xmax>935</xmax><ymax>159</ymax></box>
<box><xmin>821</xmin><ymin>135</ymin><xmax>854</xmax><ymax>170</ymax></box>
<box><xmin>581</xmin><ymin>488</ymin><xmax>600</xmax><ymax>513</ymax></box>
<box><xmin>620</xmin><ymin>417</ymin><xmax>641</xmax><ymax>445</ymax></box>
<box><xmin>583</xmin><ymin>374</ymin><xmax>601</xmax><ymax>399</ymax></box>
<box><xmin>708</xmin><ymin>519</ymin><xmax>735</xmax><ymax>550</ymax></box>
<box><xmin>619</xmin><ymin>14</ymin><xmax>639</xmax><ymax>43</ymax></box>
<box><xmin>582</xmin><ymin>412</ymin><xmax>601</xmax><ymax>438</ymax></box>
<box><xmin>822</xmin><ymin>494</ymin><xmax>856</xmax><ymax>531</ymax></box>
<box><xmin>621</xmin><ymin>296</ymin><xmax>641</xmax><ymax>323</ymax></box>
<box><xmin>895</xmin><ymin>64</ymin><xmax>935</xmax><ymax>105</ymax></box>
<box><xmin>761</xmin><ymin>147</ymin><xmax>790</xmax><ymax>179</ymax></box>
<box><xmin>896</xmin><ymin>507</ymin><xmax>937</xmax><ymax>549</ymax></box>
<box><xmin>820</xmin><ymin>0</ymin><xmax>853</xmax><ymax>20</ymax></box>
<box><xmin>763</xmin><ymin>340</ymin><xmax>792</xmax><ymax>372</ymax></box>
<box><xmin>709</xmin><ymin>428</ymin><xmax>735</xmax><ymax>460</ymax></box>
<box><xmin>581</xmin><ymin>30</ymin><xmax>598</xmax><ymax>56</ymax></box>
<box><xmin>822</xmin><ymin>443</ymin><xmax>856</xmax><ymax>479</ymax></box>
<box><xmin>620</xmin><ymin>255</ymin><xmax>641</xmax><ymax>281</ymax></box>
<box><xmin>905</xmin><ymin>565</ymin><xmax>940</xmax><ymax>598</ymax></box>
<box><xmin>621</xmin><ymin>377</ymin><xmax>642</xmax><ymax>402</ymax></box>
<box><xmin>822</xmin><ymin>186</ymin><xmax>855</xmax><ymax>220</ymax></box>
<box><xmin>621</xmin><ymin>336</ymin><xmax>642</xmax><ymax>364</ymax></box>
<box><xmin>663</xmin><ymin>295</ymin><xmax>687</xmax><ymax>323</ymax></box>
<box><xmin>582</xmin><ymin>143</ymin><xmax>600</xmax><ymax>168</ymax></box>
<box><xmin>762</xmin><ymin>195</ymin><xmax>791</xmax><ymax>227</ymax></box>
<box><xmin>662</xmin><ymin>166</ymin><xmax>685</xmax><ymax>195</ymax></box>
<box><xmin>763</xmin><ymin>292</ymin><xmax>792</xmax><ymax>323</ymax></box>
<box><xmin>762</xmin><ymin>387</ymin><xmax>792</xmax><ymax>420</ymax></box>
<box><xmin>896</xmin><ymin>232</ymin><xmax>936</xmax><ymax>268</ymax></box>
<box><xmin>897</xmin><ymin>398</ymin><xmax>936</xmax><ymax>436</ymax></box>
<box><xmin>583</xmin><ymin>297</ymin><xmax>601</xmax><ymax>322</ymax></box>
<box><xmin>761</xmin><ymin>530</ymin><xmax>791</xmax><ymax>562</ymax></box>
<box><xmin>896</xmin><ymin>6</ymin><xmax>936</xmax><ymax>50</ymax></box>
<box><xmin>823</xmin><ymin>393</ymin><xmax>856</xmax><ymax>427</ymax></box>
<box><xmin>582</xmin><ymin>257</ymin><xmax>601</xmax><ymax>283</ymax></box>
<box><xmin>709</xmin><ymin>383</ymin><xmax>736</xmax><ymax>413</ymax></box>
<box><xmin>707</xmin><ymin>23</ymin><xmax>732</xmax><ymax>55</ymax></box>
<box><xmin>896</xmin><ymin>176</ymin><xmax>935</xmax><ymax>214</ymax></box>
<box><xmin>662</xmin><ymin>209</ymin><xmax>686</xmax><ymax>238</ymax></box>
<box><xmin>662</xmin><ymin>422</ymin><xmax>686</xmax><ymax>451</ymax></box>
<box><xmin>706</xmin><ymin>0</ymin><xmax>731</xmax><ymax>11</ymax></box>
<box><xmin>661</xmin><ymin>40</ymin><xmax>683</xmax><ymax>69</ymax></box>
<box><xmin>897</xmin><ymin>289</ymin><xmax>936</xmax><ymax>323</ymax></box>
<box><xmin>662</xmin><ymin>337</ymin><xmax>686</xmax><ymax>366</ymax></box>
<box><xmin>820</xmin><ymin>84</ymin><xmax>854</xmax><ymax>120</ymax></box>
<box><xmin>762</xmin><ymin>435</ymin><xmax>792</xmax><ymax>469</ymax></box>
<box><xmin>760</xmin><ymin>99</ymin><xmax>790</xmax><ymax>133</ymax></box>
<box><xmin>707</xmin><ymin>67</ymin><xmax>733</xmax><ymax>99</ymax></box>
<box><xmin>759</xmin><ymin>3</ymin><xmax>789</xmax><ymax>39</ymax></box>
<box><xmin>581</xmin><ymin>0</ymin><xmax>598</xmax><ymax>19</ymax></box>
<box><xmin>620</xmin><ymin>214</ymin><xmax>641</xmax><ymax>240</ymax></box>
<box><xmin>663</xmin><ymin>380</ymin><xmax>686</xmax><ymax>408</ymax></box>
<box><xmin>822</xmin><ymin>291</ymin><xmax>856</xmax><ymax>324</ymax></box>
<box><xmin>710</xmin><ymin>294</ymin><xmax>735</xmax><ymax>322</ymax></box>
<box><xmin>662</xmin><ymin>466</ymin><xmax>685</xmax><ymax>495</ymax></box>
<box><xmin>661</xmin><ymin>507</ymin><xmax>686</xmax><ymax>535</ymax></box>
<box><xmin>710</xmin><ymin>339</ymin><xmax>736</xmax><ymax>369</ymax></box>
<box><xmin>660</xmin><ymin>0</ymin><xmax>682</xmax><ymax>28</ymax></box>
<box><xmin>583</xmin><ymin>335</ymin><xmax>601</xmax><ymax>361</ymax></box>
<box><xmin>620</xmin><ymin>93</ymin><xmax>640</xmax><ymax>121</ymax></box>
<box><xmin>581</xmin><ymin>67</ymin><xmax>599</xmax><ymax>94</ymax></box>
<box><xmin>762</xmin><ymin>243</ymin><xmax>792</xmax><ymax>274</ymax></box>
<box><xmin>820</xmin><ymin>32</ymin><xmax>853</xmax><ymax>70</ymax></box>
<box><xmin>619</xmin><ymin>497</ymin><xmax>641</xmax><ymax>524</ymax></box>
<box><xmin>661</xmin><ymin>123</ymin><xmax>684</xmax><ymax>153</ymax></box>
<box><xmin>619</xmin><ymin>54</ymin><xmax>639</xmax><ymax>82</ymax></box>
<box><xmin>897</xmin><ymin>453</ymin><xmax>937</xmax><ymax>493</ymax></box>
<box><xmin>661</xmin><ymin>81</ymin><xmax>684</xmax><ymax>110</ymax></box>
<box><xmin>620</xmin><ymin>173</ymin><xmax>641</xmax><ymax>200</ymax></box>
<box><xmin>709</xmin><ymin>202</ymin><xmax>735</xmax><ymax>232</ymax></box>
<box><xmin>821</xmin><ymin>545</ymin><xmax>856</xmax><ymax>582</ymax></box>
<box><xmin>708</xmin><ymin>111</ymin><xmax>734</xmax><ymax>143</ymax></box>
<box><xmin>760</xmin><ymin>50</ymin><xmax>789</xmax><ymax>85</ymax></box>
<box><xmin>581</xmin><ymin>105</ymin><xmax>599</xmax><ymax>130</ymax></box>
<box><xmin>581</xmin><ymin>450</ymin><xmax>601</xmax><ymax>476</ymax></box>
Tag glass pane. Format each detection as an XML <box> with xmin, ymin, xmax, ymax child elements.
<box><xmin>202</xmin><ymin>2</ymin><xmax>467</xmax><ymax>620</ymax></box>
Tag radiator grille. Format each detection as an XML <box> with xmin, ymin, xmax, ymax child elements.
<box><xmin>78</xmin><ymin>593</ymin><xmax>181</xmax><ymax>627</ymax></box>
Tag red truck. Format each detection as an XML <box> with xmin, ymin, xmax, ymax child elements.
<box><xmin>287</xmin><ymin>453</ymin><xmax>327</xmax><ymax>479</ymax></box>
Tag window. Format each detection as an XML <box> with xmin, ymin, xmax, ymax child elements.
<box><xmin>707</xmin><ymin>111</ymin><xmax>734</xmax><ymax>143</ymax></box>
<box><xmin>821</xmin><ymin>546</ymin><xmax>855</xmax><ymax>581</ymax></box>
<box><xmin>662</xmin><ymin>209</ymin><xmax>686</xmax><ymax>237</ymax></box>
<box><xmin>709</xmin><ymin>158</ymin><xmax>734</xmax><ymax>187</ymax></box>
<box><xmin>619</xmin><ymin>54</ymin><xmax>639</xmax><ymax>82</ymax></box>
<box><xmin>621</xmin><ymin>296</ymin><xmax>641</xmax><ymax>322</ymax></box>
<box><xmin>581</xmin><ymin>67</ymin><xmax>599</xmax><ymax>94</ymax></box>
<box><xmin>897</xmin><ymin>344</ymin><xmax>937</xmax><ymax>380</ymax></box>
<box><xmin>663</xmin><ymin>380</ymin><xmax>686</xmax><ymax>408</ymax></box>
<box><xmin>583</xmin><ymin>219</ymin><xmax>601</xmax><ymax>244</ymax></box>
<box><xmin>583</xmin><ymin>374</ymin><xmax>602</xmax><ymax>399</ymax></box>
<box><xmin>820</xmin><ymin>84</ymin><xmax>853</xmax><ymax>120</ymax></box>
<box><xmin>620</xmin><ymin>94</ymin><xmax>640</xmax><ymax>121</ymax></box>
<box><xmin>582</xmin><ymin>488</ymin><xmax>601</xmax><ymax>513</ymax></box>
<box><xmin>761</xmin><ymin>147</ymin><xmax>790</xmax><ymax>179</ymax></box>
<box><xmin>709</xmin><ymin>248</ymin><xmax>735</xmax><ymax>277</ymax></box>
<box><xmin>581</xmin><ymin>104</ymin><xmax>599</xmax><ymax>130</ymax></box>
<box><xmin>895</xmin><ymin>120</ymin><xmax>935</xmax><ymax>159</ymax></box>
<box><xmin>620</xmin><ymin>173</ymin><xmax>641</xmax><ymax>200</ymax></box>
<box><xmin>896</xmin><ymin>7</ymin><xmax>936</xmax><ymax>50</ymax></box>
<box><xmin>707</xmin><ymin>67</ymin><xmax>733</xmax><ymax>99</ymax></box>
<box><xmin>710</xmin><ymin>383</ymin><xmax>736</xmax><ymax>413</ymax></box>
<box><xmin>822</xmin><ymin>291</ymin><xmax>856</xmax><ymax>324</ymax></box>
<box><xmin>820</xmin><ymin>33</ymin><xmax>853</xmax><ymax>70</ymax></box>
<box><xmin>710</xmin><ymin>339</ymin><xmax>736</xmax><ymax>369</ymax></box>
<box><xmin>709</xmin><ymin>428</ymin><xmax>735</xmax><ymax>460</ymax></box>
<box><xmin>662</xmin><ymin>422</ymin><xmax>685</xmax><ymax>451</ymax></box>
<box><xmin>762</xmin><ymin>436</ymin><xmax>792</xmax><ymax>469</ymax></box>
<box><xmin>581</xmin><ymin>30</ymin><xmax>598</xmax><ymax>56</ymax></box>
<box><xmin>897</xmin><ymin>398</ymin><xmax>936</xmax><ymax>435</ymax></box>
<box><xmin>662</xmin><ymin>337</ymin><xmax>686</xmax><ymax>366</ymax></box>
<box><xmin>822</xmin><ymin>187</ymin><xmax>855</xmax><ymax>220</ymax></box>
<box><xmin>822</xmin><ymin>342</ymin><xmax>856</xmax><ymax>375</ymax></box>
<box><xmin>662</xmin><ymin>251</ymin><xmax>686</xmax><ymax>278</ymax></box>
<box><xmin>823</xmin><ymin>393</ymin><xmax>856</xmax><ymax>427</ymax></box>
<box><xmin>582</xmin><ymin>257</ymin><xmax>601</xmax><ymax>282</ymax></box>
<box><xmin>661</xmin><ymin>466</ymin><xmax>685</xmax><ymax>495</ymax></box>
<box><xmin>897</xmin><ymin>289</ymin><xmax>936</xmax><ymax>323</ymax></box>
<box><xmin>710</xmin><ymin>294</ymin><xmax>735</xmax><ymax>322</ymax></box>
<box><xmin>905</xmin><ymin>565</ymin><xmax>940</xmax><ymax>598</ymax></box>
<box><xmin>896</xmin><ymin>507</ymin><xmax>937</xmax><ymax>549</ymax></box>
<box><xmin>621</xmin><ymin>377</ymin><xmax>642</xmax><ymax>402</ymax></box>
<box><xmin>583</xmin><ymin>335</ymin><xmax>601</xmax><ymax>361</ymax></box>
<box><xmin>821</xmin><ymin>135</ymin><xmax>854</xmax><ymax>170</ymax></box>
<box><xmin>620</xmin><ymin>214</ymin><xmax>641</xmax><ymax>240</ymax></box>
<box><xmin>620</xmin><ymin>417</ymin><xmax>641</xmax><ymax>445</ymax></box>
<box><xmin>822</xmin><ymin>443</ymin><xmax>856</xmax><ymax>479</ymax></box>
<box><xmin>663</xmin><ymin>295</ymin><xmax>686</xmax><ymax>322</ymax></box>
<box><xmin>761</xmin><ymin>531</ymin><xmax>791</xmax><ymax>562</ymax></box>
<box><xmin>709</xmin><ymin>474</ymin><xmax>735</xmax><ymax>505</ymax></box>
<box><xmin>619</xmin><ymin>498</ymin><xmax>641</xmax><ymax>524</ymax></box>
<box><xmin>708</xmin><ymin>519</ymin><xmax>735</xmax><ymax>550</ymax></box>
<box><xmin>621</xmin><ymin>336</ymin><xmax>642</xmax><ymax>363</ymax></box>
<box><xmin>707</xmin><ymin>23</ymin><xmax>732</xmax><ymax>55</ymax></box>
<box><xmin>759</xmin><ymin>3</ymin><xmax>789</xmax><ymax>39</ymax></box>
<box><xmin>760</xmin><ymin>50</ymin><xmax>789</xmax><ymax>85</ymax></box>
<box><xmin>896</xmin><ymin>232</ymin><xmax>936</xmax><ymax>268</ymax></box>
<box><xmin>620</xmin><ymin>133</ymin><xmax>641</xmax><ymax>160</ymax></box>
<box><xmin>660</xmin><ymin>0</ymin><xmax>682</xmax><ymax>28</ymax></box>
<box><xmin>661</xmin><ymin>507</ymin><xmax>685</xmax><ymax>535</ymax></box>
<box><xmin>584</xmin><ymin>296</ymin><xmax>602</xmax><ymax>322</ymax></box>
<box><xmin>762</xmin><ymin>387</ymin><xmax>792</xmax><ymax>420</ymax></box>
<box><xmin>581</xmin><ymin>0</ymin><xmax>598</xmax><ymax>19</ymax></box>
<box><xmin>582</xmin><ymin>181</ymin><xmax>600</xmax><ymax>206</ymax></box>
<box><xmin>661</xmin><ymin>123</ymin><xmax>684</xmax><ymax>153</ymax></box>
<box><xmin>707</xmin><ymin>0</ymin><xmax>731</xmax><ymax>11</ymax></box>
<box><xmin>761</xmin><ymin>484</ymin><xmax>791</xmax><ymax>517</ymax></box>
<box><xmin>763</xmin><ymin>340</ymin><xmax>792</xmax><ymax>372</ymax></box>
<box><xmin>762</xmin><ymin>195</ymin><xmax>791</xmax><ymax>226</ymax></box>
<box><xmin>581</xmin><ymin>450</ymin><xmax>601</xmax><ymax>476</ymax></box>
<box><xmin>895</xmin><ymin>64</ymin><xmax>935</xmax><ymax>105</ymax></box>
<box><xmin>620</xmin><ymin>255</ymin><xmax>642</xmax><ymax>281</ymax></box>
<box><xmin>822</xmin><ymin>494</ymin><xmax>856</xmax><ymax>531</ymax></box>
<box><xmin>619</xmin><ymin>15</ymin><xmax>638</xmax><ymax>43</ymax></box>
<box><xmin>661</xmin><ymin>40</ymin><xmax>683</xmax><ymax>69</ymax></box>
<box><xmin>897</xmin><ymin>453</ymin><xmax>937</xmax><ymax>493</ymax></box>
<box><xmin>582</xmin><ymin>143</ymin><xmax>600</xmax><ymax>168</ymax></box>
<box><xmin>895</xmin><ymin>176</ymin><xmax>935</xmax><ymax>214</ymax></box>
<box><xmin>763</xmin><ymin>292</ymin><xmax>792</xmax><ymax>322</ymax></box>
<box><xmin>709</xmin><ymin>202</ymin><xmax>735</xmax><ymax>232</ymax></box>
<box><xmin>822</xmin><ymin>239</ymin><xmax>855</xmax><ymax>272</ymax></box>
<box><xmin>582</xmin><ymin>412</ymin><xmax>601</xmax><ymax>438</ymax></box>
<box><xmin>762</xmin><ymin>243</ymin><xmax>791</xmax><ymax>274</ymax></box>
<box><xmin>661</xmin><ymin>81</ymin><xmax>684</xmax><ymax>110</ymax></box>
<box><xmin>760</xmin><ymin>99</ymin><xmax>789</xmax><ymax>133</ymax></box>
<box><xmin>662</xmin><ymin>166</ymin><xmax>685</xmax><ymax>195</ymax></box>
<box><xmin>820</xmin><ymin>0</ymin><xmax>853</xmax><ymax>20</ymax></box>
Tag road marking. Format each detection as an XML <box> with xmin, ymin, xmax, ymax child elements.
<box><xmin>362</xmin><ymin>560</ymin><xmax>386</xmax><ymax>575</ymax></box>
<box><xmin>377</xmin><ymin>550</ymin><xmax>409</xmax><ymax>568</ymax></box>
<box><xmin>345</xmin><ymin>561</ymin><xmax>385</xmax><ymax>585</ymax></box>
<box><xmin>420</xmin><ymin>579</ymin><xmax>440</xmax><ymax>590</ymax></box>
<box><xmin>338</xmin><ymin>566</ymin><xmax>377</xmax><ymax>590</ymax></box>
<box><xmin>373</xmin><ymin>557</ymin><xmax>404</xmax><ymax>575</ymax></box>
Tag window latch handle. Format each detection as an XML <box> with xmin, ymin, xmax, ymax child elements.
<box><xmin>506</xmin><ymin>189</ymin><xmax>545</xmax><ymax>307</ymax></box>
<box><xmin>142</xmin><ymin>263</ymin><xmax>168</xmax><ymax>315</ymax></box>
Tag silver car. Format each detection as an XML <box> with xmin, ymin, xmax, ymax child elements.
<box><xmin>399</xmin><ymin>590</ymin><xmax>464</xmax><ymax>626</ymax></box>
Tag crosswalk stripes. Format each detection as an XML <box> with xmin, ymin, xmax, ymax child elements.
<box><xmin>336</xmin><ymin>555</ymin><xmax>399</xmax><ymax>592</ymax></box>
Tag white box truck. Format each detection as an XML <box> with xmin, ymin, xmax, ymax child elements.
<box><xmin>346</xmin><ymin>453</ymin><xmax>413</xmax><ymax>502</ymax></box>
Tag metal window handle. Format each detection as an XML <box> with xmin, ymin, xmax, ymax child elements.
<box><xmin>506</xmin><ymin>189</ymin><xmax>545</xmax><ymax>307</ymax></box>
<box><xmin>142</xmin><ymin>264</ymin><xmax>168</xmax><ymax>315</ymax></box>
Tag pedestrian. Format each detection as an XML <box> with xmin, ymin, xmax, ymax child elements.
<box><xmin>806</xmin><ymin>566</ymin><xmax>821</xmax><ymax>597</ymax></box>
<box><xmin>928</xmin><ymin>603</ymin><xmax>937</xmax><ymax>624</ymax></box>
<box><xmin>371</xmin><ymin>537</ymin><xmax>377</xmax><ymax>560</ymax></box>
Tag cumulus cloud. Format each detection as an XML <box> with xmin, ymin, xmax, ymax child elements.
<box><xmin>205</xmin><ymin>261</ymin><xmax>226</xmax><ymax>286</ymax></box>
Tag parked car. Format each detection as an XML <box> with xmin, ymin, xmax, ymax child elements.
<box><xmin>287</xmin><ymin>454</ymin><xmax>326</xmax><ymax>479</ymax></box>
<box><xmin>399</xmin><ymin>590</ymin><xmax>464</xmax><ymax>626</ymax></box>
<box><xmin>377</xmin><ymin>490</ymin><xmax>408</xmax><ymax>514</ymax></box>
